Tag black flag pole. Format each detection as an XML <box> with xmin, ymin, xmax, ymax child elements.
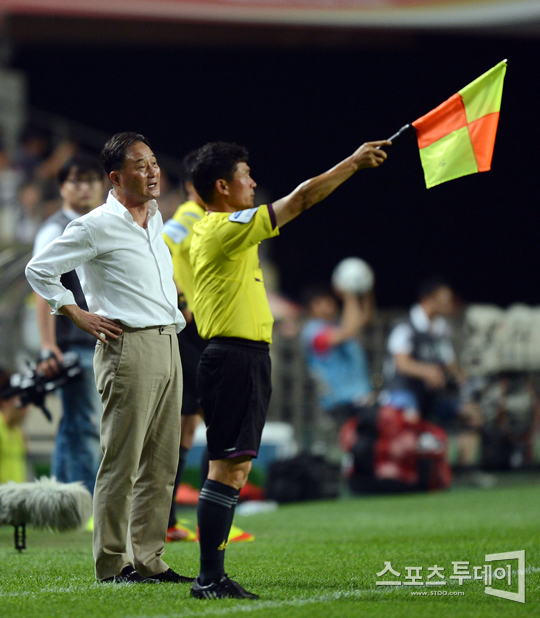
<box><xmin>378</xmin><ymin>123</ymin><xmax>417</xmax><ymax>150</ymax></box>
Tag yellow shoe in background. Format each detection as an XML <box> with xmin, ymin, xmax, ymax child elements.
<box><xmin>166</xmin><ymin>523</ymin><xmax>198</xmax><ymax>543</ymax></box>
<box><xmin>228</xmin><ymin>524</ymin><xmax>254</xmax><ymax>543</ymax></box>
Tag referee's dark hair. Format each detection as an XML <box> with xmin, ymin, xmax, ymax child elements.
<box><xmin>100</xmin><ymin>132</ymin><xmax>152</xmax><ymax>175</ymax></box>
<box><xmin>192</xmin><ymin>142</ymin><xmax>249</xmax><ymax>204</ymax></box>
<box><xmin>57</xmin><ymin>153</ymin><xmax>103</xmax><ymax>186</ymax></box>
<box><xmin>417</xmin><ymin>276</ymin><xmax>453</xmax><ymax>301</ymax></box>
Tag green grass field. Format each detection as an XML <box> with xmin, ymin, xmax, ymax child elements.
<box><xmin>0</xmin><ymin>479</ymin><xmax>538</xmax><ymax>618</ymax></box>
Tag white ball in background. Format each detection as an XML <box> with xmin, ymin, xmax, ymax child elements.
<box><xmin>332</xmin><ymin>257</ymin><xmax>374</xmax><ymax>294</ymax></box>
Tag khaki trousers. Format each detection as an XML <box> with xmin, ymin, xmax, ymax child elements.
<box><xmin>92</xmin><ymin>324</ymin><xmax>182</xmax><ymax>580</ymax></box>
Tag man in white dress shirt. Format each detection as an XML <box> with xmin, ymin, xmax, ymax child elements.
<box><xmin>26</xmin><ymin>132</ymin><xmax>193</xmax><ymax>584</ymax></box>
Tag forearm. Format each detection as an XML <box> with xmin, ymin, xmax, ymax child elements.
<box><xmin>273</xmin><ymin>140</ymin><xmax>389</xmax><ymax>227</ymax></box>
<box><xmin>395</xmin><ymin>354</ymin><xmax>436</xmax><ymax>381</ymax></box>
<box><xmin>35</xmin><ymin>293</ymin><xmax>58</xmax><ymax>350</ymax></box>
<box><xmin>295</xmin><ymin>157</ymin><xmax>358</xmax><ymax>211</ymax></box>
<box><xmin>326</xmin><ymin>293</ymin><xmax>374</xmax><ymax>346</ymax></box>
<box><xmin>446</xmin><ymin>361</ymin><xmax>464</xmax><ymax>382</ymax></box>
<box><xmin>339</xmin><ymin>294</ymin><xmax>366</xmax><ymax>339</ymax></box>
<box><xmin>273</xmin><ymin>158</ymin><xmax>359</xmax><ymax>227</ymax></box>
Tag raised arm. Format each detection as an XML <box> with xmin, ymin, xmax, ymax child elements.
<box><xmin>321</xmin><ymin>292</ymin><xmax>374</xmax><ymax>348</ymax></box>
<box><xmin>272</xmin><ymin>140</ymin><xmax>390</xmax><ymax>228</ymax></box>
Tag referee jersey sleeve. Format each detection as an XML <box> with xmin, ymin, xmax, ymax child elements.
<box><xmin>216</xmin><ymin>204</ymin><xmax>279</xmax><ymax>259</ymax></box>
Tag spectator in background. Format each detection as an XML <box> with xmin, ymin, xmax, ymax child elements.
<box><xmin>0</xmin><ymin>135</ymin><xmax>23</xmax><ymax>211</ymax></box>
<box><xmin>15</xmin><ymin>180</ymin><xmax>45</xmax><ymax>243</ymax></box>
<box><xmin>14</xmin><ymin>125</ymin><xmax>79</xmax><ymax>204</ymax></box>
<box><xmin>301</xmin><ymin>285</ymin><xmax>375</xmax><ymax>422</ymax></box>
<box><xmin>157</xmin><ymin>169</ymin><xmax>182</xmax><ymax>223</ymax></box>
<box><xmin>32</xmin><ymin>154</ymin><xmax>105</xmax><ymax>495</ymax></box>
<box><xmin>13</xmin><ymin>127</ymin><xmax>50</xmax><ymax>180</ymax></box>
<box><xmin>0</xmin><ymin>368</ymin><xmax>28</xmax><ymax>484</ymax></box>
<box><xmin>383</xmin><ymin>277</ymin><xmax>493</xmax><ymax>486</ymax></box>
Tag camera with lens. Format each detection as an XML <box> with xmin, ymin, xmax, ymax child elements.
<box><xmin>0</xmin><ymin>352</ymin><xmax>82</xmax><ymax>421</ymax></box>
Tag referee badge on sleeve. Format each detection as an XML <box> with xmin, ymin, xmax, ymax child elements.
<box><xmin>228</xmin><ymin>207</ymin><xmax>259</xmax><ymax>224</ymax></box>
<box><xmin>163</xmin><ymin>220</ymin><xmax>189</xmax><ymax>243</ymax></box>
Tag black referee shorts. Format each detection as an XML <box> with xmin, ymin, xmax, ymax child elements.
<box><xmin>196</xmin><ymin>337</ymin><xmax>272</xmax><ymax>461</ymax></box>
<box><xmin>178</xmin><ymin>319</ymin><xmax>207</xmax><ymax>416</ymax></box>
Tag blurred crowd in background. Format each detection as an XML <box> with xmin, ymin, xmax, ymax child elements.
<box><xmin>0</xmin><ymin>126</ymin><xmax>183</xmax><ymax>245</ymax></box>
<box><xmin>1</xmin><ymin>124</ymin><xmax>539</xmax><ymax>499</ymax></box>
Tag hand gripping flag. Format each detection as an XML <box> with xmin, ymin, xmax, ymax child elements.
<box><xmin>411</xmin><ymin>60</ymin><xmax>507</xmax><ymax>188</ymax></box>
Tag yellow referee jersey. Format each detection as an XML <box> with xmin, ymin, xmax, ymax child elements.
<box><xmin>162</xmin><ymin>200</ymin><xmax>205</xmax><ymax>312</ymax></box>
<box><xmin>190</xmin><ymin>204</ymin><xmax>279</xmax><ymax>343</ymax></box>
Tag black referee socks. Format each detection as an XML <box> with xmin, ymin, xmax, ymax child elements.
<box><xmin>197</xmin><ymin>479</ymin><xmax>240</xmax><ymax>585</ymax></box>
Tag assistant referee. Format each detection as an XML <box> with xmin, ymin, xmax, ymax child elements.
<box><xmin>189</xmin><ymin>139</ymin><xmax>390</xmax><ymax>600</ymax></box>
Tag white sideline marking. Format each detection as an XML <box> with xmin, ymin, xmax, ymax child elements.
<box><xmin>136</xmin><ymin>590</ymin><xmax>394</xmax><ymax>618</ymax></box>
<box><xmin>2</xmin><ymin>568</ymin><xmax>539</xmax><ymax>613</ymax></box>
<box><xmin>0</xmin><ymin>587</ymin><xmax>390</xmax><ymax>604</ymax></box>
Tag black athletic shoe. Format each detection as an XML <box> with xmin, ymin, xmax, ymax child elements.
<box><xmin>102</xmin><ymin>565</ymin><xmax>159</xmax><ymax>584</ymax></box>
<box><xmin>149</xmin><ymin>568</ymin><xmax>195</xmax><ymax>583</ymax></box>
<box><xmin>191</xmin><ymin>574</ymin><xmax>259</xmax><ymax>599</ymax></box>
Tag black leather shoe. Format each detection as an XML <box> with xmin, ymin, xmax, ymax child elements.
<box><xmin>102</xmin><ymin>565</ymin><xmax>160</xmax><ymax>584</ymax></box>
<box><xmin>148</xmin><ymin>568</ymin><xmax>195</xmax><ymax>583</ymax></box>
<box><xmin>191</xmin><ymin>574</ymin><xmax>259</xmax><ymax>599</ymax></box>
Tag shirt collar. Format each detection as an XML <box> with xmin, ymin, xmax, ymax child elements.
<box><xmin>107</xmin><ymin>190</ymin><xmax>159</xmax><ymax>223</ymax></box>
<box><xmin>62</xmin><ymin>207</ymin><xmax>81</xmax><ymax>221</ymax></box>
<box><xmin>410</xmin><ymin>304</ymin><xmax>431</xmax><ymax>333</ymax></box>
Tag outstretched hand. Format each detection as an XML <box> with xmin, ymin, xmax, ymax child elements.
<box><xmin>352</xmin><ymin>141</ymin><xmax>391</xmax><ymax>170</ymax></box>
<box><xmin>59</xmin><ymin>304</ymin><xmax>123</xmax><ymax>343</ymax></box>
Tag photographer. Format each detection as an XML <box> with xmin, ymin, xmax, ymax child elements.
<box><xmin>384</xmin><ymin>278</ymin><xmax>492</xmax><ymax>487</ymax></box>
<box><xmin>33</xmin><ymin>154</ymin><xmax>105</xmax><ymax>495</ymax></box>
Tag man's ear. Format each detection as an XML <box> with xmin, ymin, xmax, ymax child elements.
<box><xmin>215</xmin><ymin>178</ymin><xmax>229</xmax><ymax>196</ymax></box>
<box><xmin>110</xmin><ymin>170</ymin><xmax>121</xmax><ymax>188</ymax></box>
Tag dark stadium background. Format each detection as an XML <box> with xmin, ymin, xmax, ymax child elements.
<box><xmin>11</xmin><ymin>32</ymin><xmax>540</xmax><ymax>308</ymax></box>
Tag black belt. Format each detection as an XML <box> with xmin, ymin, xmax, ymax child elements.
<box><xmin>208</xmin><ymin>337</ymin><xmax>269</xmax><ymax>352</ymax></box>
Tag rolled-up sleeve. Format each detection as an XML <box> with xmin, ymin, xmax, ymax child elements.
<box><xmin>25</xmin><ymin>221</ymin><xmax>96</xmax><ymax>314</ymax></box>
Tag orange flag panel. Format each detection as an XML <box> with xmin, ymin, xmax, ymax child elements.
<box><xmin>412</xmin><ymin>93</ymin><xmax>468</xmax><ymax>149</ymax></box>
<box><xmin>467</xmin><ymin>112</ymin><xmax>500</xmax><ymax>172</ymax></box>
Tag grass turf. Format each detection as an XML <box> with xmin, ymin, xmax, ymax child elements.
<box><xmin>0</xmin><ymin>481</ymin><xmax>538</xmax><ymax>618</ymax></box>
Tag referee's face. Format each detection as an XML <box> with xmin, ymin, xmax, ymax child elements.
<box><xmin>227</xmin><ymin>162</ymin><xmax>257</xmax><ymax>211</ymax></box>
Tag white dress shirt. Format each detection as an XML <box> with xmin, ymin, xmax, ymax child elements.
<box><xmin>33</xmin><ymin>207</ymin><xmax>79</xmax><ymax>255</ymax></box>
<box><xmin>26</xmin><ymin>191</ymin><xmax>185</xmax><ymax>332</ymax></box>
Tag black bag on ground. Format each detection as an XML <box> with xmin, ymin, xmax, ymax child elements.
<box><xmin>265</xmin><ymin>453</ymin><xmax>341</xmax><ymax>503</ymax></box>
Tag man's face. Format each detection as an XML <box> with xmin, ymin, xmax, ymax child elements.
<box><xmin>432</xmin><ymin>286</ymin><xmax>455</xmax><ymax>317</ymax></box>
<box><xmin>116</xmin><ymin>142</ymin><xmax>160</xmax><ymax>204</ymax></box>
<box><xmin>226</xmin><ymin>162</ymin><xmax>257</xmax><ymax>210</ymax></box>
<box><xmin>60</xmin><ymin>168</ymin><xmax>104</xmax><ymax>214</ymax></box>
<box><xmin>309</xmin><ymin>295</ymin><xmax>339</xmax><ymax>321</ymax></box>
